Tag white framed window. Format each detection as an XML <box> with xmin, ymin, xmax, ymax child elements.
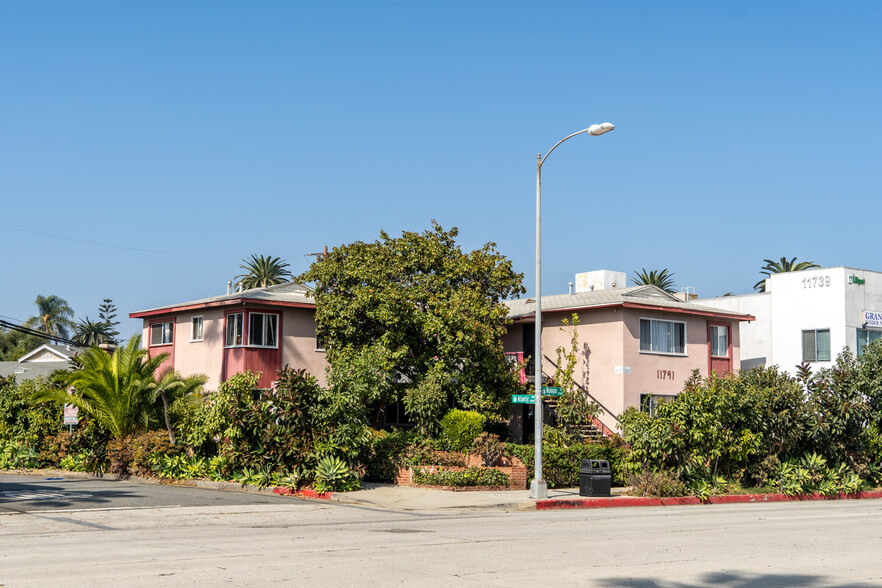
<box><xmin>640</xmin><ymin>394</ymin><xmax>675</xmax><ymax>417</ymax></box>
<box><xmin>802</xmin><ymin>329</ymin><xmax>831</xmax><ymax>362</ymax></box>
<box><xmin>710</xmin><ymin>325</ymin><xmax>729</xmax><ymax>358</ymax></box>
<box><xmin>857</xmin><ymin>329</ymin><xmax>882</xmax><ymax>357</ymax></box>
<box><xmin>248</xmin><ymin>313</ymin><xmax>278</xmax><ymax>348</ymax></box>
<box><xmin>150</xmin><ymin>321</ymin><xmax>174</xmax><ymax>346</ymax></box>
<box><xmin>640</xmin><ymin>318</ymin><xmax>686</xmax><ymax>355</ymax></box>
<box><xmin>190</xmin><ymin>316</ymin><xmax>204</xmax><ymax>342</ymax></box>
<box><xmin>225</xmin><ymin>313</ymin><xmax>244</xmax><ymax>347</ymax></box>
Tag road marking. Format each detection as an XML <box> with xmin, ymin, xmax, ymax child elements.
<box><xmin>1</xmin><ymin>490</ymin><xmax>93</xmax><ymax>501</ymax></box>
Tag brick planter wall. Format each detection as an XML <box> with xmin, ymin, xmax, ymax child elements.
<box><xmin>395</xmin><ymin>461</ymin><xmax>528</xmax><ymax>491</ymax></box>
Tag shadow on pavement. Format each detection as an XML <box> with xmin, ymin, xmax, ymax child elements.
<box><xmin>0</xmin><ymin>477</ymin><xmax>140</xmax><ymax>511</ymax></box>
<box><xmin>603</xmin><ymin>571</ymin><xmax>876</xmax><ymax>588</ymax></box>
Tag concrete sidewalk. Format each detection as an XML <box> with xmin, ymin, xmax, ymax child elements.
<box><xmin>327</xmin><ymin>483</ymin><xmax>628</xmax><ymax>511</ymax></box>
<box><xmin>323</xmin><ymin>482</ymin><xmax>882</xmax><ymax>512</ymax></box>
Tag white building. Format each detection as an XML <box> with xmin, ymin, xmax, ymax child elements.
<box><xmin>694</xmin><ymin>267</ymin><xmax>882</xmax><ymax>375</ymax></box>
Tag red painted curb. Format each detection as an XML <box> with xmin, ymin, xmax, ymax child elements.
<box><xmin>535</xmin><ymin>490</ymin><xmax>882</xmax><ymax>510</ymax></box>
<box><xmin>272</xmin><ymin>486</ymin><xmax>333</xmax><ymax>500</ymax></box>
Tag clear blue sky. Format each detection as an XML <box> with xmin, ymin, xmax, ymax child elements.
<box><xmin>2</xmin><ymin>1</ymin><xmax>880</xmax><ymax>340</ymax></box>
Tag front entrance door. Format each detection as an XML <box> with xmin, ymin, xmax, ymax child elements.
<box><xmin>707</xmin><ymin>322</ymin><xmax>731</xmax><ymax>375</ymax></box>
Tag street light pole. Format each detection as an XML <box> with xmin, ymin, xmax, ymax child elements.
<box><xmin>530</xmin><ymin>122</ymin><xmax>615</xmax><ymax>500</ymax></box>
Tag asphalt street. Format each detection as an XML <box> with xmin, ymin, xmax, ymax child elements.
<box><xmin>2</xmin><ymin>474</ymin><xmax>882</xmax><ymax>587</ymax></box>
<box><xmin>0</xmin><ymin>474</ymin><xmax>292</xmax><ymax>513</ymax></box>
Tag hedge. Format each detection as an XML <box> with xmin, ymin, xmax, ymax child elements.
<box><xmin>506</xmin><ymin>442</ymin><xmax>627</xmax><ymax>487</ymax></box>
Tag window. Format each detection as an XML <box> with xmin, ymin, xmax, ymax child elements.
<box><xmin>248</xmin><ymin>313</ymin><xmax>278</xmax><ymax>347</ymax></box>
<box><xmin>710</xmin><ymin>325</ymin><xmax>729</xmax><ymax>357</ymax></box>
<box><xmin>640</xmin><ymin>394</ymin><xmax>675</xmax><ymax>417</ymax></box>
<box><xmin>857</xmin><ymin>329</ymin><xmax>882</xmax><ymax>357</ymax></box>
<box><xmin>150</xmin><ymin>321</ymin><xmax>174</xmax><ymax>346</ymax></box>
<box><xmin>802</xmin><ymin>329</ymin><xmax>831</xmax><ymax>362</ymax></box>
<box><xmin>640</xmin><ymin>319</ymin><xmax>685</xmax><ymax>355</ymax></box>
<box><xmin>225</xmin><ymin>313</ymin><xmax>244</xmax><ymax>346</ymax></box>
<box><xmin>190</xmin><ymin>316</ymin><xmax>204</xmax><ymax>342</ymax></box>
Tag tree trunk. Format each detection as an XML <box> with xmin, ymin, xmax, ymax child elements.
<box><xmin>160</xmin><ymin>390</ymin><xmax>176</xmax><ymax>445</ymax></box>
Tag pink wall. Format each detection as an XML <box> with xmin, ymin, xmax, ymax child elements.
<box><xmin>139</xmin><ymin>305</ymin><xmax>328</xmax><ymax>391</ymax></box>
<box><xmin>503</xmin><ymin>307</ymin><xmax>745</xmax><ymax>434</ymax></box>
<box><xmin>281</xmin><ymin>308</ymin><xmax>328</xmax><ymax>387</ymax></box>
<box><xmin>540</xmin><ymin>309</ymin><xmax>624</xmax><ymax>432</ymax></box>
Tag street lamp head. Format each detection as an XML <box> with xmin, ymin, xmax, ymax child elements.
<box><xmin>588</xmin><ymin>122</ymin><xmax>615</xmax><ymax>136</ymax></box>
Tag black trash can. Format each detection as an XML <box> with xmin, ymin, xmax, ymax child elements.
<box><xmin>579</xmin><ymin>459</ymin><xmax>611</xmax><ymax>497</ymax></box>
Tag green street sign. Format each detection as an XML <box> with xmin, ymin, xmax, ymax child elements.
<box><xmin>512</xmin><ymin>389</ymin><xmax>563</xmax><ymax>403</ymax></box>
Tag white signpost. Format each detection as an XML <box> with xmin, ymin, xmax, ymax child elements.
<box><xmin>63</xmin><ymin>387</ymin><xmax>79</xmax><ymax>433</ymax></box>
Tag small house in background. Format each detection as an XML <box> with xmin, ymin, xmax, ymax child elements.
<box><xmin>502</xmin><ymin>270</ymin><xmax>754</xmax><ymax>441</ymax></box>
<box><xmin>0</xmin><ymin>343</ymin><xmax>85</xmax><ymax>381</ymax></box>
<box><xmin>129</xmin><ymin>282</ymin><xmax>328</xmax><ymax>390</ymax></box>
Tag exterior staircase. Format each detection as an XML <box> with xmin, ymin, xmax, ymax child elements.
<box><xmin>543</xmin><ymin>397</ymin><xmax>608</xmax><ymax>441</ymax></box>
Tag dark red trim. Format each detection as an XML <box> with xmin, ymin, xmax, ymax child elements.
<box><xmin>707</xmin><ymin>321</ymin><xmax>732</xmax><ymax>376</ymax></box>
<box><xmin>621</xmin><ymin>302</ymin><xmax>754</xmax><ymax>322</ymax></box>
<box><xmin>513</xmin><ymin>302</ymin><xmax>753</xmax><ymax>323</ymax></box>
<box><xmin>130</xmin><ymin>298</ymin><xmax>313</xmax><ymax>319</ymax></box>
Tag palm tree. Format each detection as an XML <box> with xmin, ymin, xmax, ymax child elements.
<box><xmin>38</xmin><ymin>336</ymin><xmax>205</xmax><ymax>441</ymax></box>
<box><xmin>754</xmin><ymin>257</ymin><xmax>820</xmax><ymax>292</ymax></box>
<box><xmin>72</xmin><ymin>317</ymin><xmax>112</xmax><ymax>346</ymax></box>
<box><xmin>631</xmin><ymin>268</ymin><xmax>677</xmax><ymax>294</ymax></box>
<box><xmin>24</xmin><ymin>295</ymin><xmax>76</xmax><ymax>342</ymax></box>
<box><xmin>145</xmin><ymin>370</ymin><xmax>208</xmax><ymax>444</ymax></box>
<box><xmin>234</xmin><ymin>254</ymin><xmax>293</xmax><ymax>290</ymax></box>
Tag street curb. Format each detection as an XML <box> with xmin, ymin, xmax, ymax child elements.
<box><xmin>534</xmin><ymin>490</ymin><xmax>882</xmax><ymax>510</ymax></box>
<box><xmin>272</xmin><ymin>486</ymin><xmax>333</xmax><ymax>500</ymax></box>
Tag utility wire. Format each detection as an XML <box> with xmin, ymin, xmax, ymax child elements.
<box><xmin>0</xmin><ymin>318</ymin><xmax>81</xmax><ymax>347</ymax></box>
<box><xmin>0</xmin><ymin>220</ymin><xmax>225</xmax><ymax>259</ymax></box>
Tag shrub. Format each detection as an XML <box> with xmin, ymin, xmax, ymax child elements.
<box><xmin>169</xmin><ymin>392</ymin><xmax>230</xmax><ymax>457</ymax></box>
<box><xmin>440</xmin><ymin>409</ymin><xmax>485</xmax><ymax>452</ymax></box>
<box><xmin>313</xmin><ymin>455</ymin><xmax>361</xmax><ymax>493</ymax></box>
<box><xmin>413</xmin><ymin>466</ymin><xmax>509</xmax><ymax>488</ymax></box>
<box><xmin>407</xmin><ymin>449</ymin><xmax>468</xmax><ymax>467</ymax></box>
<box><xmin>472</xmin><ymin>432</ymin><xmax>506</xmax><ymax>466</ymax></box>
<box><xmin>627</xmin><ymin>470</ymin><xmax>688</xmax><ymax>498</ymax></box>
<box><xmin>150</xmin><ymin>454</ymin><xmax>210</xmax><ymax>480</ymax></box>
<box><xmin>0</xmin><ymin>440</ymin><xmax>40</xmax><ymax>469</ymax></box>
<box><xmin>507</xmin><ymin>441</ymin><xmax>628</xmax><ymax>487</ymax></box>
<box><xmin>360</xmin><ymin>429</ymin><xmax>420</xmax><ymax>482</ymax></box>
<box><xmin>106</xmin><ymin>431</ymin><xmax>175</xmax><ymax>476</ymax></box>
<box><xmin>0</xmin><ymin>376</ymin><xmax>63</xmax><ymax>452</ymax></box>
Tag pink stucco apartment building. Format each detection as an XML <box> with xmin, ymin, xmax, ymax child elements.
<box><xmin>131</xmin><ymin>275</ymin><xmax>752</xmax><ymax>438</ymax></box>
<box><xmin>502</xmin><ymin>277</ymin><xmax>754</xmax><ymax>437</ymax></box>
<box><xmin>129</xmin><ymin>282</ymin><xmax>328</xmax><ymax>390</ymax></box>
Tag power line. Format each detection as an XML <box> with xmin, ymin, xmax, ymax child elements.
<box><xmin>0</xmin><ymin>318</ymin><xmax>81</xmax><ymax>347</ymax></box>
<box><xmin>0</xmin><ymin>220</ymin><xmax>226</xmax><ymax>259</ymax></box>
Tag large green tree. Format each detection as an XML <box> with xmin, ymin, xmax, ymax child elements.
<box><xmin>24</xmin><ymin>295</ymin><xmax>76</xmax><ymax>342</ymax></box>
<box><xmin>299</xmin><ymin>222</ymin><xmax>525</xmax><ymax>429</ymax></box>
<box><xmin>631</xmin><ymin>268</ymin><xmax>677</xmax><ymax>294</ymax></box>
<box><xmin>754</xmin><ymin>257</ymin><xmax>820</xmax><ymax>292</ymax></box>
<box><xmin>234</xmin><ymin>254</ymin><xmax>293</xmax><ymax>290</ymax></box>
